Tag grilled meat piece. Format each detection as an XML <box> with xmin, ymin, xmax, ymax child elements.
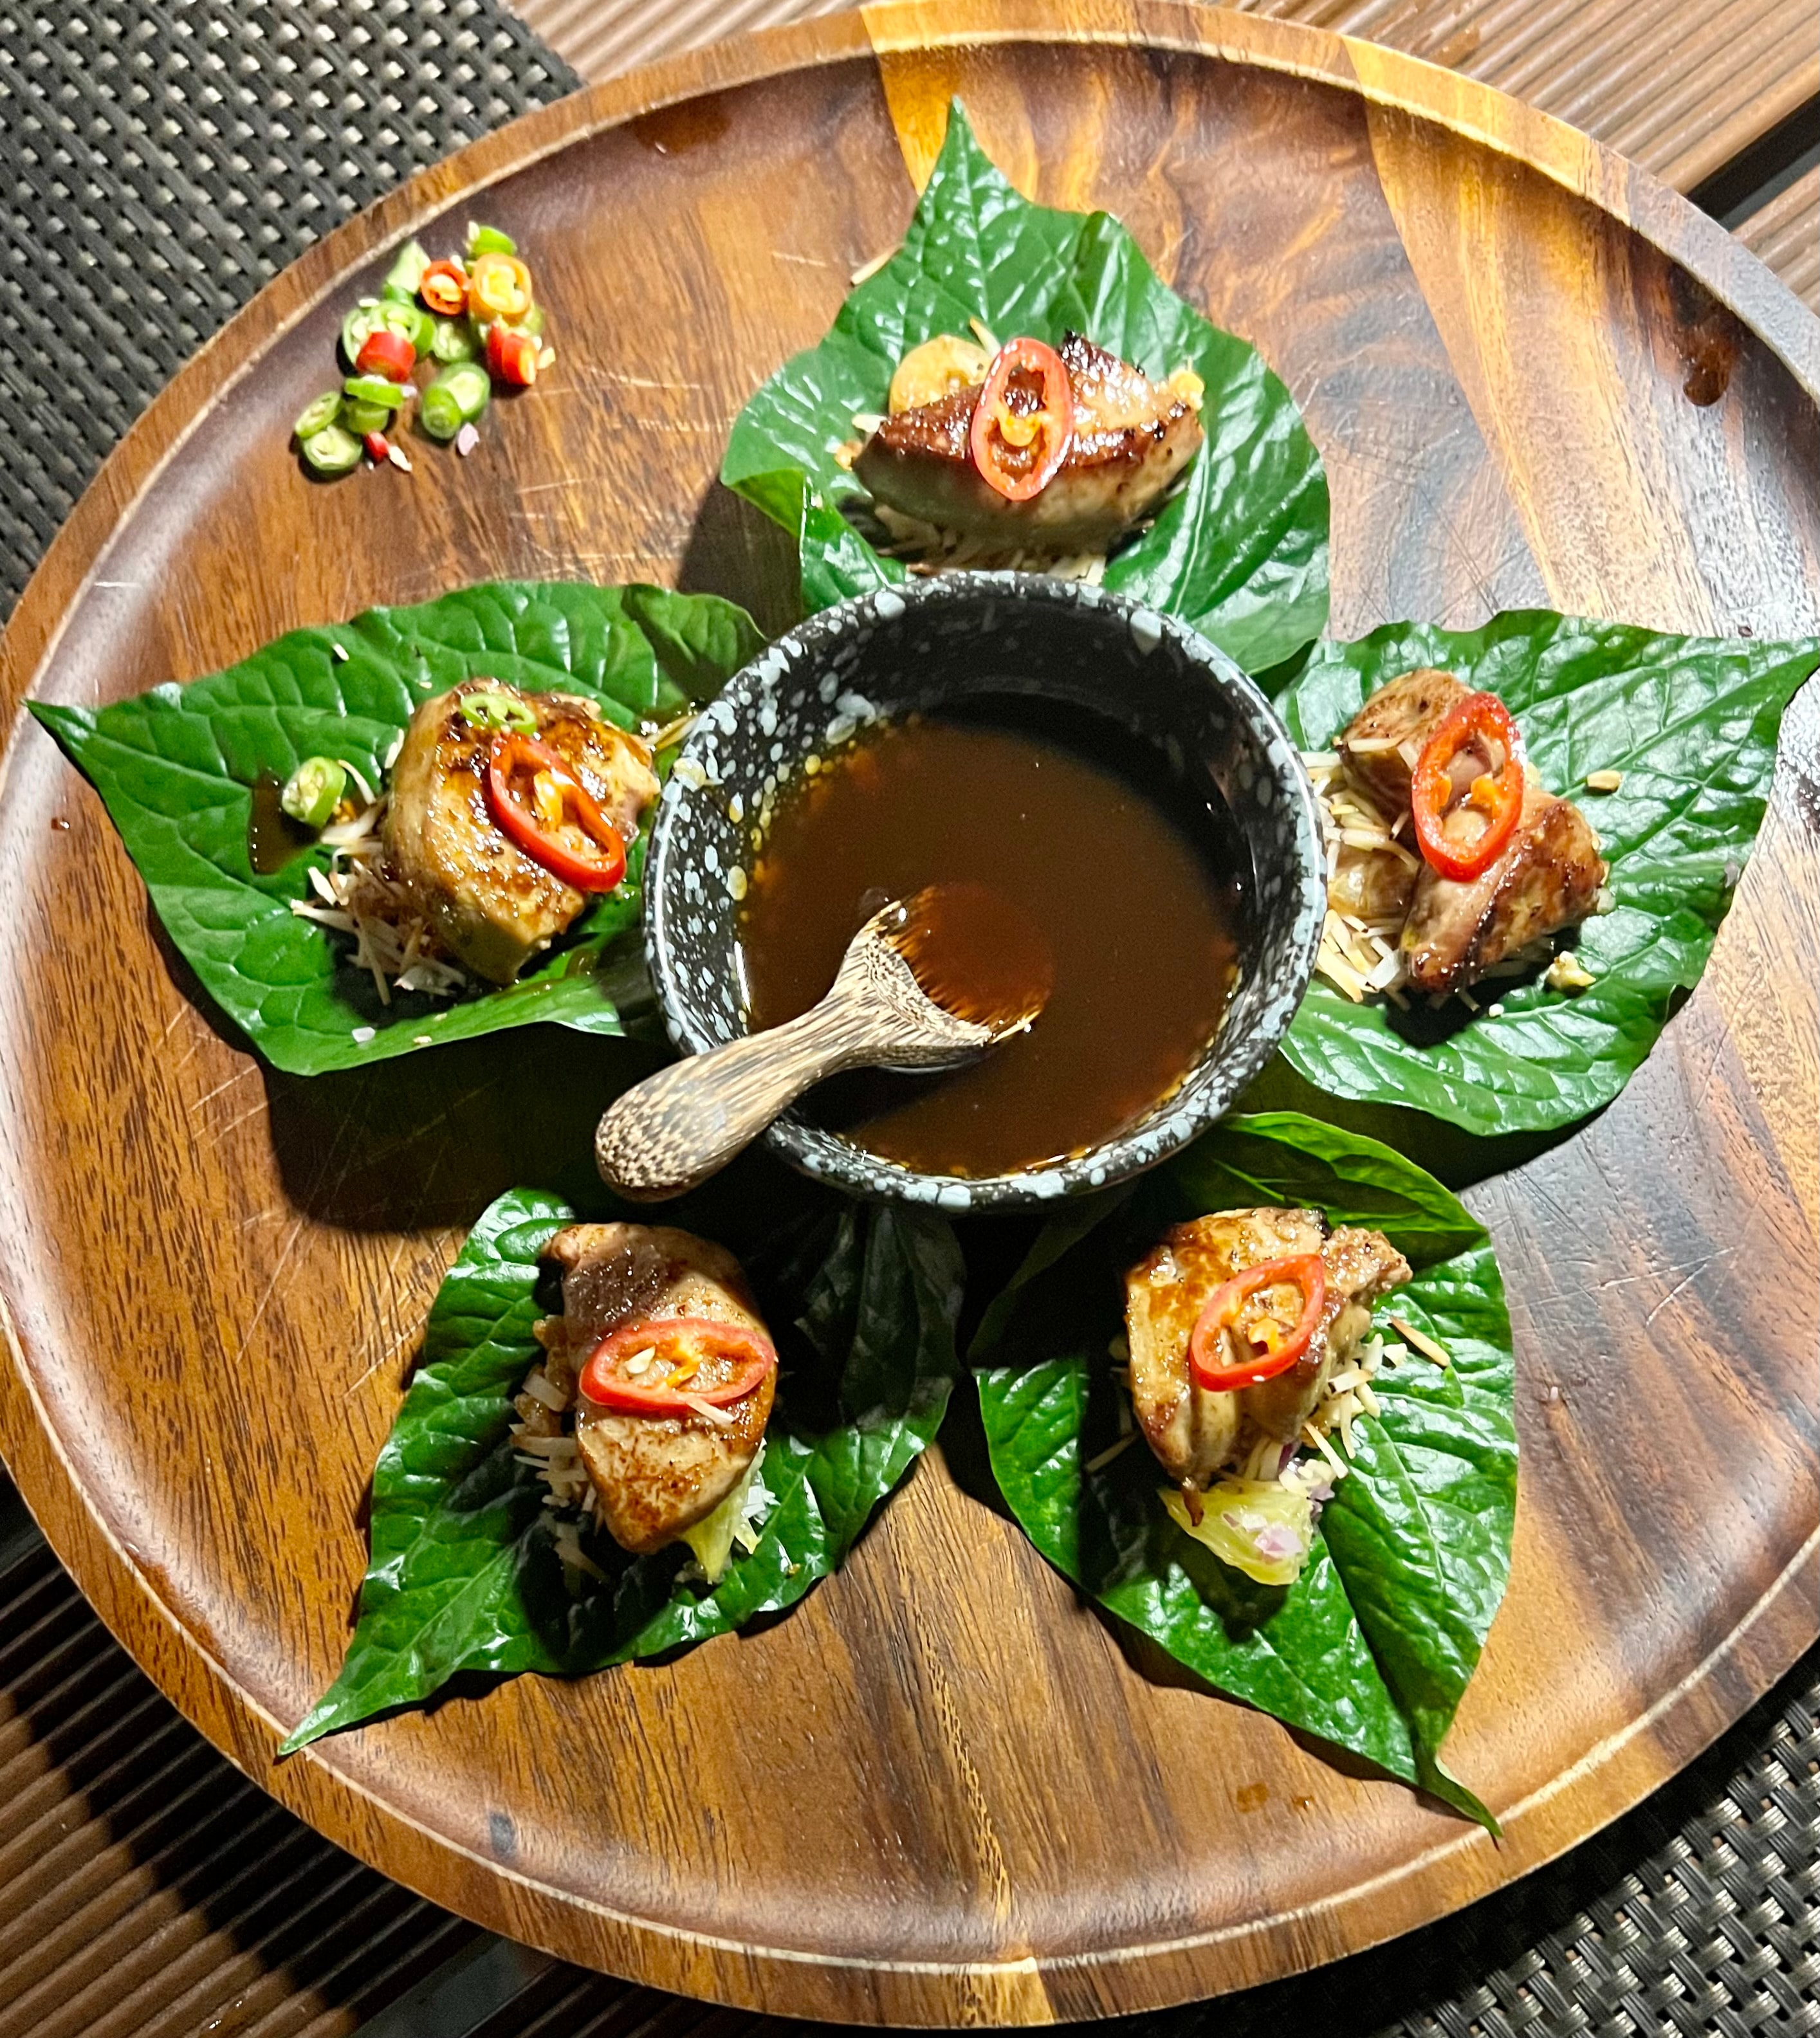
<box><xmin>535</xmin><ymin>1223</ymin><xmax>775</xmax><ymax>1556</ymax></box>
<box><xmin>1337</xmin><ymin>668</ymin><xmax>1608</xmax><ymax>994</ymax></box>
<box><xmin>1125</xmin><ymin>1209</ymin><xmax>1410</xmax><ymax>1494</ymax></box>
<box><xmin>1338</xmin><ymin>667</ymin><xmax>1469</xmax><ymax>812</ymax></box>
<box><xmin>1403</xmin><ymin>770</ymin><xmax>1608</xmax><ymax>995</ymax></box>
<box><xmin>383</xmin><ymin>679</ymin><xmax>656</xmax><ymax>986</ymax></box>
<box><xmin>853</xmin><ymin>331</ymin><xmax>1203</xmax><ymax>552</ymax></box>
<box><xmin>1328</xmin><ymin>838</ymin><xmax>1422</xmax><ymax>925</ymax></box>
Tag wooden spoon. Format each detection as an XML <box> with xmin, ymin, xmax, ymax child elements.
<box><xmin>595</xmin><ymin>885</ymin><xmax>1051</xmax><ymax>1200</ymax></box>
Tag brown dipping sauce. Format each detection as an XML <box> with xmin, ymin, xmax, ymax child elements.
<box><xmin>889</xmin><ymin>881</ymin><xmax>1055</xmax><ymax>1034</ymax></box>
<box><xmin>737</xmin><ymin>697</ymin><xmax>1246</xmax><ymax>1177</ymax></box>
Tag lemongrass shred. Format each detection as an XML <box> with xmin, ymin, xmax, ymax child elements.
<box><xmin>1302</xmin><ymin>1421</ymin><xmax>1349</xmax><ymax>1479</ymax></box>
<box><xmin>1390</xmin><ymin>1316</ymin><xmax>1453</xmax><ymax>1368</ymax></box>
<box><xmin>1084</xmin><ymin>1433</ymin><xmax>1137</xmax><ymax>1474</ymax></box>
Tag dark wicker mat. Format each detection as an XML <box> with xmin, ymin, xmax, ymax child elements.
<box><xmin>0</xmin><ymin>4</ymin><xmax>1814</xmax><ymax>2033</ymax></box>
<box><xmin>0</xmin><ymin>0</ymin><xmax>577</xmax><ymax>619</ymax></box>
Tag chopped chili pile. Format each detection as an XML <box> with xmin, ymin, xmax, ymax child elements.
<box><xmin>291</xmin><ymin>222</ymin><xmax>556</xmax><ymax>479</ymax></box>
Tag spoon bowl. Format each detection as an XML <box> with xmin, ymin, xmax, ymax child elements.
<box><xmin>642</xmin><ymin>573</ymin><xmax>1326</xmax><ymax>1213</ymax></box>
<box><xmin>595</xmin><ymin>885</ymin><xmax>1039</xmax><ymax>1200</ymax></box>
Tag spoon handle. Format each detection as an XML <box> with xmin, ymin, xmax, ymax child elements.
<box><xmin>595</xmin><ymin>1000</ymin><xmax>879</xmax><ymax>1200</ymax></box>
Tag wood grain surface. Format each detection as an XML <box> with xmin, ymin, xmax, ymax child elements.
<box><xmin>513</xmin><ymin>0</ymin><xmax>1820</xmax><ymax>199</ymax></box>
<box><xmin>0</xmin><ymin>3</ymin><xmax>1814</xmax><ymax>2022</ymax></box>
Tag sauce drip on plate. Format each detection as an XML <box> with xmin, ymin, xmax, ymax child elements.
<box><xmin>247</xmin><ymin>772</ymin><xmax>317</xmax><ymax>875</ymax></box>
<box><xmin>737</xmin><ymin>697</ymin><xmax>1245</xmax><ymax>1177</ymax></box>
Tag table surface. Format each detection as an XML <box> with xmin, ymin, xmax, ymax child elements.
<box><xmin>0</xmin><ymin>1</ymin><xmax>1813</xmax><ymax>2035</ymax></box>
<box><xmin>515</xmin><ymin>0</ymin><xmax>1820</xmax><ymax>206</ymax></box>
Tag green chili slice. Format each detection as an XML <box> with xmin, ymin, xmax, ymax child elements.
<box><xmin>293</xmin><ymin>391</ymin><xmax>343</xmax><ymax>441</ymax></box>
<box><xmin>381</xmin><ymin>239</ymin><xmax>432</xmax><ymax>300</ymax></box>
<box><xmin>383</xmin><ymin>299</ymin><xmax>436</xmax><ymax>356</ymax></box>
<box><xmin>299</xmin><ymin>426</ymin><xmax>363</xmax><ymax>477</ymax></box>
<box><xmin>420</xmin><ymin>360</ymin><xmax>492</xmax><ymax>441</ymax></box>
<box><xmin>280</xmin><ymin>757</ymin><xmax>349</xmax><ymax>829</ymax></box>
<box><xmin>466</xmin><ymin>223</ymin><xmax>517</xmax><ymax>258</ymax></box>
<box><xmin>343</xmin><ymin>374</ymin><xmax>409</xmax><ymax>411</ymax></box>
<box><xmin>344</xmin><ymin>298</ymin><xmax>432</xmax><ymax>367</ymax></box>
<box><xmin>338</xmin><ymin>398</ymin><xmax>389</xmax><ymax>436</ymax></box>
<box><xmin>459</xmin><ymin>688</ymin><xmax>538</xmax><ymax>733</ymax></box>
<box><xmin>428</xmin><ymin>315</ymin><xmax>479</xmax><ymax>364</ymax></box>
<box><xmin>340</xmin><ymin>304</ymin><xmax>384</xmax><ymax>370</ymax></box>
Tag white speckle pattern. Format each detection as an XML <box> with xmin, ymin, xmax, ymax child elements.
<box><xmin>1129</xmin><ymin>609</ymin><xmax>1164</xmax><ymax>653</ymax></box>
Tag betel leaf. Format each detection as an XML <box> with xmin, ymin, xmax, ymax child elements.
<box><xmin>283</xmin><ymin>1184</ymin><xmax>964</xmax><ymax>1749</ymax></box>
<box><xmin>30</xmin><ymin>581</ymin><xmax>764</xmax><ymax>1076</ymax></box>
<box><xmin>721</xmin><ymin>102</ymin><xmax>1329</xmax><ymax>674</ymax></box>
<box><xmin>974</xmin><ymin>1112</ymin><xmax>1516</xmax><ymax>1826</ymax></box>
<box><xmin>1274</xmin><ymin>612</ymin><xmax>1819</xmax><ymax>1135</ymax></box>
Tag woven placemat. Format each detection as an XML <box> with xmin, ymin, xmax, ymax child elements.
<box><xmin>0</xmin><ymin>5</ymin><xmax>1814</xmax><ymax>2033</ymax></box>
<box><xmin>0</xmin><ymin>0</ymin><xmax>577</xmax><ymax>618</ymax></box>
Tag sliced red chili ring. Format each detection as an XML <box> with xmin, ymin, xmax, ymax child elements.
<box><xmin>353</xmin><ymin>327</ymin><xmax>417</xmax><ymax>383</ymax></box>
<box><xmin>484</xmin><ymin>731</ymin><xmax>627</xmax><ymax>892</ymax></box>
<box><xmin>419</xmin><ymin>259</ymin><xmax>468</xmax><ymax>317</ymax></box>
<box><xmin>579</xmin><ymin>1317</ymin><xmax>777</xmax><ymax>1415</ymax></box>
<box><xmin>968</xmin><ymin>337</ymin><xmax>1074</xmax><ymax>502</ymax></box>
<box><xmin>1410</xmin><ymin>690</ymin><xmax>1526</xmax><ymax>883</ymax></box>
<box><xmin>1188</xmin><ymin>1254</ymin><xmax>1328</xmax><ymax>1391</ymax></box>
<box><xmin>468</xmin><ymin>250</ymin><xmax>533</xmax><ymax>324</ymax></box>
<box><xmin>486</xmin><ymin>322</ymin><xmax>539</xmax><ymax>387</ymax></box>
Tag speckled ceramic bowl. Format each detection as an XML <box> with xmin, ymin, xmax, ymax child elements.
<box><xmin>643</xmin><ymin>573</ymin><xmax>1324</xmax><ymax>1213</ymax></box>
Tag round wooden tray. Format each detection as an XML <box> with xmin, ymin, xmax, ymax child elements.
<box><xmin>0</xmin><ymin>3</ymin><xmax>1814</xmax><ymax>2022</ymax></box>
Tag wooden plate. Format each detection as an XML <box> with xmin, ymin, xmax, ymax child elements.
<box><xmin>0</xmin><ymin>3</ymin><xmax>1814</xmax><ymax>2021</ymax></box>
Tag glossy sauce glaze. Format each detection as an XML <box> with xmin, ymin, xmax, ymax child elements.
<box><xmin>737</xmin><ymin>699</ymin><xmax>1246</xmax><ymax>1177</ymax></box>
<box><xmin>246</xmin><ymin>772</ymin><xmax>317</xmax><ymax>875</ymax></box>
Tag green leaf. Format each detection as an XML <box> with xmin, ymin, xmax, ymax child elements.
<box><xmin>1276</xmin><ymin>612</ymin><xmax>1819</xmax><ymax>1134</ymax></box>
<box><xmin>721</xmin><ymin>103</ymin><xmax>1328</xmax><ymax>673</ymax></box>
<box><xmin>975</xmin><ymin>1112</ymin><xmax>1514</xmax><ymax>1826</ymax></box>
<box><xmin>283</xmin><ymin>1187</ymin><xmax>964</xmax><ymax>1749</ymax></box>
<box><xmin>618</xmin><ymin>582</ymin><xmax>766</xmax><ymax>701</ymax></box>
<box><xmin>30</xmin><ymin>580</ymin><xmax>763</xmax><ymax>1076</ymax></box>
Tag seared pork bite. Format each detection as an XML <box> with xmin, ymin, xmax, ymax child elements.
<box><xmin>1122</xmin><ymin>1207</ymin><xmax>1410</xmax><ymax>1584</ymax></box>
<box><xmin>1336</xmin><ymin>667</ymin><xmax>1469</xmax><ymax>813</ymax></box>
<box><xmin>524</xmin><ymin>1223</ymin><xmax>777</xmax><ymax>1565</ymax></box>
<box><xmin>1402</xmin><ymin>771</ymin><xmax>1607</xmax><ymax>995</ymax></box>
<box><xmin>853</xmin><ymin>331</ymin><xmax>1204</xmax><ymax>556</ymax></box>
<box><xmin>383</xmin><ymin>679</ymin><xmax>656</xmax><ymax>986</ymax></box>
<box><xmin>1307</xmin><ymin>669</ymin><xmax>1609</xmax><ymax>1005</ymax></box>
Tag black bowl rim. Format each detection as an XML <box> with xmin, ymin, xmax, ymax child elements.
<box><xmin>643</xmin><ymin>571</ymin><xmax>1325</xmax><ymax>1213</ymax></box>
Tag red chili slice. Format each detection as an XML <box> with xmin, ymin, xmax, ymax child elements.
<box><xmin>354</xmin><ymin>327</ymin><xmax>416</xmax><ymax>383</ymax></box>
<box><xmin>579</xmin><ymin>1317</ymin><xmax>777</xmax><ymax>1416</ymax></box>
<box><xmin>1189</xmin><ymin>1254</ymin><xmax>1328</xmax><ymax>1391</ymax></box>
<box><xmin>968</xmin><ymin>337</ymin><xmax>1074</xmax><ymax>502</ymax></box>
<box><xmin>419</xmin><ymin>259</ymin><xmax>468</xmax><ymax>317</ymax></box>
<box><xmin>1410</xmin><ymin>691</ymin><xmax>1527</xmax><ymax>883</ymax></box>
<box><xmin>484</xmin><ymin>731</ymin><xmax>627</xmax><ymax>892</ymax></box>
<box><xmin>486</xmin><ymin>322</ymin><xmax>539</xmax><ymax>387</ymax></box>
